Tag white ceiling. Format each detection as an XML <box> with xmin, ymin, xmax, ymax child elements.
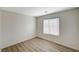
<box><xmin>0</xmin><ymin>7</ymin><xmax>75</xmax><ymax>17</ymax></box>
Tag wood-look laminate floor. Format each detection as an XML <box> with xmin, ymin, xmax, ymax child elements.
<box><xmin>2</xmin><ymin>37</ymin><xmax>77</xmax><ymax>52</ymax></box>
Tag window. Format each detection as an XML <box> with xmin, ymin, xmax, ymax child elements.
<box><xmin>43</xmin><ymin>18</ymin><xmax>59</xmax><ymax>36</ymax></box>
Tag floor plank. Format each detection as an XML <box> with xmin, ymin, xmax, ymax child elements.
<box><xmin>2</xmin><ymin>37</ymin><xmax>78</xmax><ymax>52</ymax></box>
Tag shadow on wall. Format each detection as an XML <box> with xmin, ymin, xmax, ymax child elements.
<box><xmin>36</xmin><ymin>8</ymin><xmax>79</xmax><ymax>50</ymax></box>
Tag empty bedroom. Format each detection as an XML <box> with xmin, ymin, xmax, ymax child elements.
<box><xmin>0</xmin><ymin>7</ymin><xmax>79</xmax><ymax>52</ymax></box>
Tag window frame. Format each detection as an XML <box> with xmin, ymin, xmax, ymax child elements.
<box><xmin>43</xmin><ymin>17</ymin><xmax>60</xmax><ymax>36</ymax></box>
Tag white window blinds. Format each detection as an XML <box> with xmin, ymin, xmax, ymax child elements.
<box><xmin>43</xmin><ymin>18</ymin><xmax>59</xmax><ymax>36</ymax></box>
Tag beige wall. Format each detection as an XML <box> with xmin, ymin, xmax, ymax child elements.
<box><xmin>0</xmin><ymin>10</ymin><xmax>36</xmax><ymax>49</ymax></box>
<box><xmin>36</xmin><ymin>8</ymin><xmax>79</xmax><ymax>50</ymax></box>
<box><xmin>0</xmin><ymin>10</ymin><xmax>2</xmax><ymax>49</ymax></box>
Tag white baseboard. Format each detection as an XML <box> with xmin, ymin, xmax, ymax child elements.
<box><xmin>1</xmin><ymin>35</ymin><xmax>36</xmax><ymax>49</ymax></box>
<box><xmin>37</xmin><ymin>35</ymin><xmax>79</xmax><ymax>51</ymax></box>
